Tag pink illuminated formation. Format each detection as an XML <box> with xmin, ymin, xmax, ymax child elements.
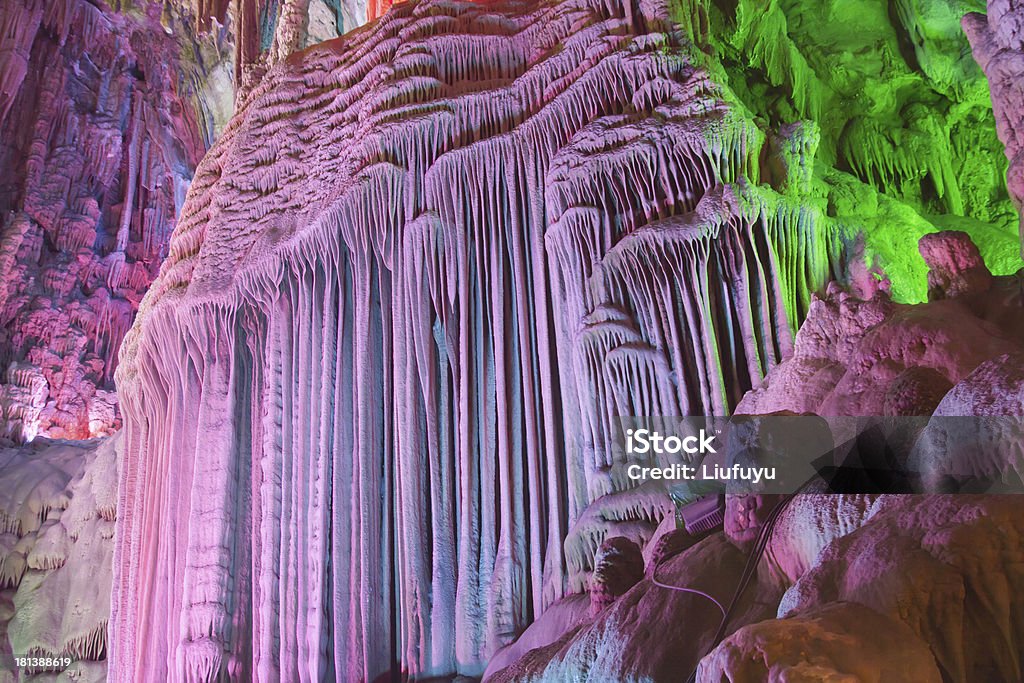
<box><xmin>3</xmin><ymin>0</ymin><xmax>1024</xmax><ymax>679</ymax></box>
<box><xmin>0</xmin><ymin>0</ymin><xmax>203</xmax><ymax>440</ymax></box>
<box><xmin>110</xmin><ymin>0</ymin><xmax>841</xmax><ymax>679</ymax></box>
<box><xmin>965</xmin><ymin>2</ymin><xmax>1024</xmax><ymax>251</ymax></box>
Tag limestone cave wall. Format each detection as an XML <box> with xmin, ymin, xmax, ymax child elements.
<box><xmin>1</xmin><ymin>0</ymin><xmax>1024</xmax><ymax>680</ymax></box>
<box><xmin>0</xmin><ymin>0</ymin><xmax>205</xmax><ymax>440</ymax></box>
<box><xmin>108</xmin><ymin>0</ymin><xmax>1023</xmax><ymax>680</ymax></box>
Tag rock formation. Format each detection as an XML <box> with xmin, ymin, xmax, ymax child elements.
<box><xmin>175</xmin><ymin>0</ymin><xmax>401</xmax><ymax>105</ymax></box>
<box><xmin>1</xmin><ymin>0</ymin><xmax>1024</xmax><ymax>680</ymax></box>
<box><xmin>699</xmin><ymin>601</ymin><xmax>946</xmax><ymax>682</ymax></box>
<box><xmin>0</xmin><ymin>0</ymin><xmax>204</xmax><ymax>440</ymax></box>
<box><xmin>109</xmin><ymin>0</ymin><xmax>850</xmax><ymax>676</ymax></box>
<box><xmin>0</xmin><ymin>436</ymin><xmax>118</xmax><ymax>683</ymax></box>
<box><xmin>489</xmin><ymin>234</ymin><xmax>1024</xmax><ymax>682</ymax></box>
<box><xmin>704</xmin><ymin>494</ymin><xmax>1024</xmax><ymax>683</ymax></box>
<box><xmin>588</xmin><ymin>537</ymin><xmax>644</xmax><ymax>615</ymax></box>
<box><xmin>0</xmin><ymin>0</ymin><xmax>390</xmax><ymax>443</ymax></box>
<box><xmin>965</xmin><ymin>0</ymin><xmax>1024</xmax><ymax>252</ymax></box>
<box><xmin>737</xmin><ymin>232</ymin><xmax>1024</xmax><ymax>418</ymax></box>
<box><xmin>106</xmin><ymin>0</ymin><xmax>1024</xmax><ymax>679</ymax></box>
<box><xmin>490</xmin><ymin>532</ymin><xmax>782</xmax><ymax>683</ymax></box>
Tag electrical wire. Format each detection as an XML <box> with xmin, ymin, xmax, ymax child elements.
<box><xmin>649</xmin><ymin>564</ymin><xmax>727</xmax><ymax>619</ymax></box>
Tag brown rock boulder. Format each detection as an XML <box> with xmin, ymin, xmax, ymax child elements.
<box><xmin>699</xmin><ymin>601</ymin><xmax>943</xmax><ymax>682</ymax></box>
<box><xmin>919</xmin><ymin>230</ymin><xmax>993</xmax><ymax>300</ymax></box>
<box><xmin>590</xmin><ymin>537</ymin><xmax>645</xmax><ymax>615</ymax></box>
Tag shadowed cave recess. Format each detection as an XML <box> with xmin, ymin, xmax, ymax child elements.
<box><xmin>2</xmin><ymin>0</ymin><xmax>1024</xmax><ymax>680</ymax></box>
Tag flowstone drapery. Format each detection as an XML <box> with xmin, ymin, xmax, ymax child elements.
<box><xmin>108</xmin><ymin>0</ymin><xmax>1014</xmax><ymax>679</ymax></box>
<box><xmin>111</xmin><ymin>1</ymin><xmax>841</xmax><ymax>678</ymax></box>
<box><xmin>2</xmin><ymin>0</ymin><xmax>1023</xmax><ymax>678</ymax></box>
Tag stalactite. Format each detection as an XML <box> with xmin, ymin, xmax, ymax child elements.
<box><xmin>112</xmin><ymin>0</ymin><xmax>845</xmax><ymax>680</ymax></box>
<box><xmin>0</xmin><ymin>437</ymin><xmax>118</xmax><ymax>677</ymax></box>
<box><xmin>0</xmin><ymin>0</ymin><xmax>42</xmax><ymax>126</ymax></box>
<box><xmin>0</xmin><ymin>0</ymin><xmax>204</xmax><ymax>440</ymax></box>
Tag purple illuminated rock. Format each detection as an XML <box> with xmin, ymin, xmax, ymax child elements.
<box><xmin>965</xmin><ymin>0</ymin><xmax>1024</xmax><ymax>252</ymax></box>
<box><xmin>699</xmin><ymin>602</ymin><xmax>943</xmax><ymax>682</ymax></box>
<box><xmin>919</xmin><ymin>230</ymin><xmax>993</xmax><ymax>299</ymax></box>
<box><xmin>487</xmin><ymin>532</ymin><xmax>781</xmax><ymax>683</ymax></box>
<box><xmin>738</xmin><ymin>233</ymin><xmax>1024</xmax><ymax>417</ymax></box>
<box><xmin>110</xmin><ymin>0</ymin><xmax>841</xmax><ymax>679</ymax></box>
<box><xmin>589</xmin><ymin>537</ymin><xmax>643</xmax><ymax>615</ymax></box>
<box><xmin>0</xmin><ymin>0</ymin><xmax>204</xmax><ymax>440</ymax></box>
<box><xmin>763</xmin><ymin>495</ymin><xmax>1024</xmax><ymax>682</ymax></box>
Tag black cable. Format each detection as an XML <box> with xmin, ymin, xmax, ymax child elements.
<box><xmin>684</xmin><ymin>477</ymin><xmax>817</xmax><ymax>683</ymax></box>
<box><xmin>711</xmin><ymin>493</ymin><xmax>793</xmax><ymax>643</ymax></box>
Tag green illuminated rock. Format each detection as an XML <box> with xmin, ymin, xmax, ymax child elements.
<box><xmin>675</xmin><ymin>0</ymin><xmax>1021</xmax><ymax>302</ymax></box>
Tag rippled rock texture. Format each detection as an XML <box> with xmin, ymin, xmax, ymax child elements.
<box><xmin>108</xmin><ymin>0</ymin><xmax>1023</xmax><ymax>679</ymax></box>
<box><xmin>0</xmin><ymin>435</ymin><xmax>117</xmax><ymax>683</ymax></box>
<box><xmin>1</xmin><ymin>0</ymin><xmax>1021</xmax><ymax>679</ymax></box>
<box><xmin>112</xmin><ymin>0</ymin><xmax>837</xmax><ymax>678</ymax></box>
